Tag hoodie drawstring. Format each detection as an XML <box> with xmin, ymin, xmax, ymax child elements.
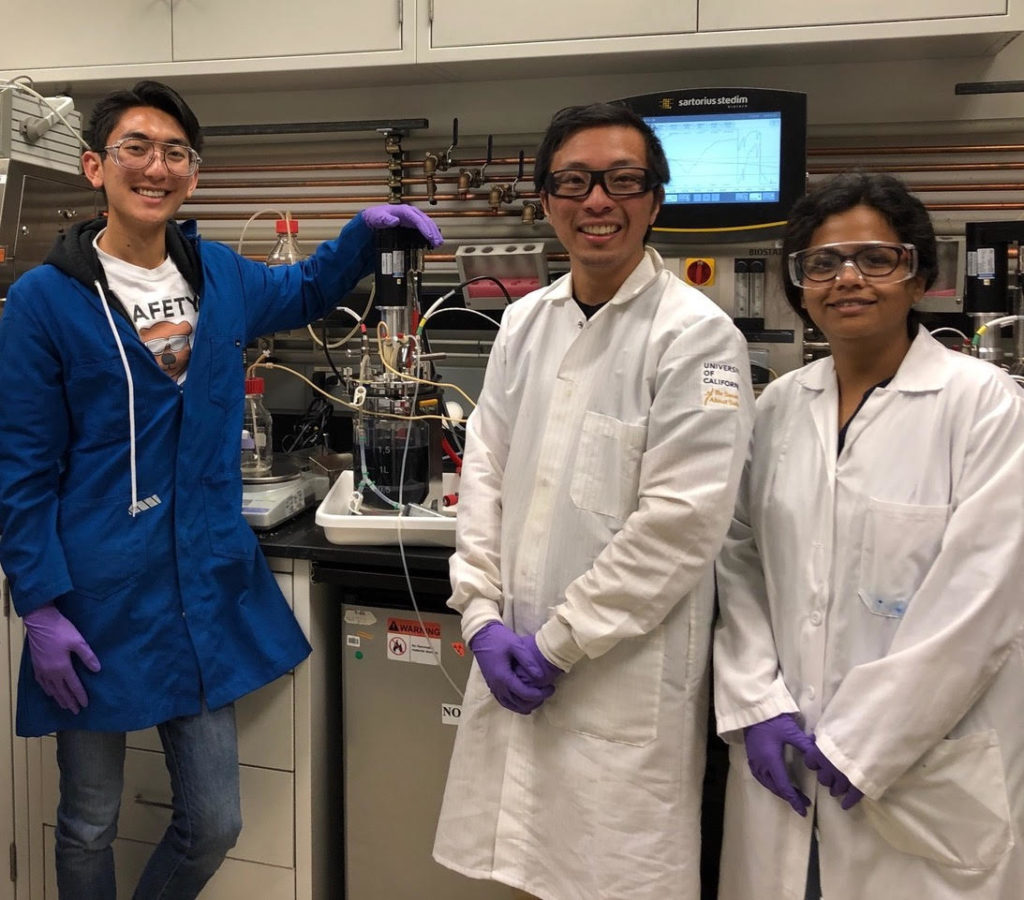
<box><xmin>95</xmin><ymin>280</ymin><xmax>141</xmax><ymax>517</ymax></box>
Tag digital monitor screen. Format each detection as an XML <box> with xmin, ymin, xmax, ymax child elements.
<box><xmin>654</xmin><ymin>112</ymin><xmax>782</xmax><ymax>205</ymax></box>
<box><xmin>615</xmin><ymin>88</ymin><xmax>807</xmax><ymax>241</ymax></box>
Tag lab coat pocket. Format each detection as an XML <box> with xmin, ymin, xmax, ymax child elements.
<box><xmin>541</xmin><ymin>627</ymin><xmax>664</xmax><ymax>746</ymax></box>
<box><xmin>66</xmin><ymin>357</ymin><xmax>133</xmax><ymax>445</ymax></box>
<box><xmin>858</xmin><ymin>498</ymin><xmax>949</xmax><ymax>618</ymax></box>
<box><xmin>202</xmin><ymin>474</ymin><xmax>256</xmax><ymax>560</ymax></box>
<box><xmin>57</xmin><ymin>496</ymin><xmax>145</xmax><ymax>600</ymax></box>
<box><xmin>863</xmin><ymin>730</ymin><xmax>1012</xmax><ymax>870</ymax></box>
<box><xmin>207</xmin><ymin>336</ymin><xmax>245</xmax><ymax>411</ymax></box>
<box><xmin>569</xmin><ymin>412</ymin><xmax>646</xmax><ymax>521</ymax></box>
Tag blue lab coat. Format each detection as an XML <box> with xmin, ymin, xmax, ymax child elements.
<box><xmin>0</xmin><ymin>214</ymin><xmax>373</xmax><ymax>736</ymax></box>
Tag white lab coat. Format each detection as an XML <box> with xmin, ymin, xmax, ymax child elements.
<box><xmin>433</xmin><ymin>249</ymin><xmax>753</xmax><ymax>900</ymax></box>
<box><xmin>714</xmin><ymin>329</ymin><xmax>1024</xmax><ymax>900</ymax></box>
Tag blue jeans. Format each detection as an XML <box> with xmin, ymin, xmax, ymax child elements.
<box><xmin>55</xmin><ymin>701</ymin><xmax>242</xmax><ymax>900</ymax></box>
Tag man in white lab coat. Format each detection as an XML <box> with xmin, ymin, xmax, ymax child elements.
<box><xmin>433</xmin><ymin>102</ymin><xmax>754</xmax><ymax>900</ymax></box>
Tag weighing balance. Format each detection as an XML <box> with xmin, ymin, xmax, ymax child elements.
<box><xmin>242</xmin><ymin>457</ymin><xmax>329</xmax><ymax>531</ymax></box>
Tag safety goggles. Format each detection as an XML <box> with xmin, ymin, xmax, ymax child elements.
<box><xmin>788</xmin><ymin>242</ymin><xmax>918</xmax><ymax>287</ymax></box>
<box><xmin>104</xmin><ymin>138</ymin><xmax>201</xmax><ymax>177</ymax></box>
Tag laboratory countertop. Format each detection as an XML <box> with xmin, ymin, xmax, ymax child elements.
<box><xmin>255</xmin><ymin>508</ymin><xmax>453</xmax><ymax>574</ymax></box>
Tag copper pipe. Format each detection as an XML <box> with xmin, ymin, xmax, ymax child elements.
<box><xmin>809</xmin><ymin>144</ymin><xmax>1024</xmax><ymax>156</ymax></box>
<box><xmin>202</xmin><ymin>157</ymin><xmax>532</xmax><ymax>174</ymax></box>
<box><xmin>405</xmin><ymin>156</ymin><xmax>534</xmax><ymax>170</ymax></box>
<box><xmin>195</xmin><ymin>176</ymin><xmax>530</xmax><ymax>189</ymax></box>
<box><xmin>199</xmin><ymin>144</ymin><xmax>1021</xmax><ymax>178</ymax></box>
<box><xmin>201</xmin><ymin>161</ymin><xmax>387</xmax><ymax>173</ymax></box>
<box><xmin>925</xmin><ymin>202</ymin><xmax>1024</xmax><ymax>210</ymax></box>
<box><xmin>188</xmin><ymin>195</ymin><xmax>391</xmax><ymax>205</ymax></box>
<box><xmin>427</xmin><ymin>252</ymin><xmax>568</xmax><ymax>263</ymax></box>
<box><xmin>909</xmin><ymin>183</ymin><xmax>1024</xmax><ymax>191</ymax></box>
<box><xmin>184</xmin><ymin>209</ymin><xmax>531</xmax><ymax>220</ymax></box>
<box><xmin>185</xmin><ymin>193</ymin><xmax>534</xmax><ymax>205</ymax></box>
<box><xmin>810</xmin><ymin>162</ymin><xmax>1024</xmax><ymax>174</ymax></box>
<box><xmin>185</xmin><ymin>202</ymin><xmax>1024</xmax><ymax>221</ymax></box>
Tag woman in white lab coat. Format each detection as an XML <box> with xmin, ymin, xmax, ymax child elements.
<box><xmin>714</xmin><ymin>172</ymin><xmax>1024</xmax><ymax>900</ymax></box>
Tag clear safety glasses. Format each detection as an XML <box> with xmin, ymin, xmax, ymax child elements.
<box><xmin>103</xmin><ymin>138</ymin><xmax>201</xmax><ymax>177</ymax></box>
<box><xmin>788</xmin><ymin>241</ymin><xmax>918</xmax><ymax>287</ymax></box>
<box><xmin>144</xmin><ymin>334</ymin><xmax>190</xmax><ymax>355</ymax></box>
<box><xmin>544</xmin><ymin>167</ymin><xmax>658</xmax><ymax>198</ymax></box>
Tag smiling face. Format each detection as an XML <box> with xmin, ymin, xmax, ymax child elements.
<box><xmin>800</xmin><ymin>204</ymin><xmax>924</xmax><ymax>352</ymax></box>
<box><xmin>540</xmin><ymin>125</ymin><xmax>661</xmax><ymax>303</ymax></box>
<box><xmin>82</xmin><ymin>106</ymin><xmax>198</xmax><ymax>239</ymax></box>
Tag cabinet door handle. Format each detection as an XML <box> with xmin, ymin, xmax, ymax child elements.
<box><xmin>134</xmin><ymin>793</ymin><xmax>174</xmax><ymax>811</ymax></box>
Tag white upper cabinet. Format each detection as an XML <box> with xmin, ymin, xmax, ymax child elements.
<box><xmin>698</xmin><ymin>0</ymin><xmax>1008</xmax><ymax>31</ymax></box>
<box><xmin>1</xmin><ymin>0</ymin><xmax>172</xmax><ymax>70</ymax></box>
<box><xmin>0</xmin><ymin>0</ymin><xmax>412</xmax><ymax>82</ymax></box>
<box><xmin>0</xmin><ymin>0</ymin><xmax>1020</xmax><ymax>85</ymax></box>
<box><xmin>172</xmin><ymin>0</ymin><xmax>406</xmax><ymax>61</ymax></box>
<box><xmin>426</xmin><ymin>0</ymin><xmax>697</xmax><ymax>55</ymax></box>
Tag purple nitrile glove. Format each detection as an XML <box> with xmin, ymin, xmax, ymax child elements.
<box><xmin>23</xmin><ymin>604</ymin><xmax>101</xmax><ymax>714</ymax></box>
<box><xmin>514</xmin><ymin>634</ymin><xmax>564</xmax><ymax>689</ymax></box>
<box><xmin>743</xmin><ymin>713</ymin><xmax>815</xmax><ymax>816</ymax></box>
<box><xmin>469</xmin><ymin>621</ymin><xmax>554</xmax><ymax>715</ymax></box>
<box><xmin>803</xmin><ymin>741</ymin><xmax>864</xmax><ymax>810</ymax></box>
<box><xmin>360</xmin><ymin>204</ymin><xmax>443</xmax><ymax>248</ymax></box>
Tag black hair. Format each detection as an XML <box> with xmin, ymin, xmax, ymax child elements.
<box><xmin>84</xmin><ymin>80</ymin><xmax>202</xmax><ymax>155</ymax></box>
<box><xmin>533</xmin><ymin>102</ymin><xmax>670</xmax><ymax>194</ymax></box>
<box><xmin>781</xmin><ymin>172</ymin><xmax>937</xmax><ymax>332</ymax></box>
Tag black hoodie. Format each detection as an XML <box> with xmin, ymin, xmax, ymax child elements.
<box><xmin>44</xmin><ymin>216</ymin><xmax>205</xmax><ymax>322</ymax></box>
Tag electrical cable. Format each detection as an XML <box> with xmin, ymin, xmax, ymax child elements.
<box><xmin>310</xmin><ymin>281</ymin><xmax>376</xmax><ymax>353</ymax></box>
<box><xmin>375</xmin><ymin>323</ymin><xmax>478</xmax><ymax>411</ymax></box>
<box><xmin>374</xmin><ymin>323</ymin><xmax>477</xmax><ymax>411</ymax></box>
<box><xmin>0</xmin><ymin>78</ymin><xmax>88</xmax><ymax>149</ymax></box>
<box><xmin>281</xmin><ymin>397</ymin><xmax>332</xmax><ymax>452</ymax></box>
<box><xmin>929</xmin><ymin>326</ymin><xmax>970</xmax><ymax>342</ymax></box>
<box><xmin>971</xmin><ymin>314</ymin><xmax>1024</xmax><ymax>350</ymax></box>
<box><xmin>394</xmin><ymin>338</ymin><xmax>464</xmax><ymax>698</ymax></box>
<box><xmin>237</xmin><ymin>207</ymin><xmax>289</xmax><ymax>255</ymax></box>
<box><xmin>247</xmin><ymin>361</ymin><xmax>461</xmax><ymax>423</ymax></box>
<box><xmin>419</xmin><ymin>306</ymin><xmax>504</xmax><ymax>331</ymax></box>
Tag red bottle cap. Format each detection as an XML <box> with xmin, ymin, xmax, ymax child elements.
<box><xmin>245</xmin><ymin>377</ymin><xmax>265</xmax><ymax>394</ymax></box>
<box><xmin>275</xmin><ymin>218</ymin><xmax>299</xmax><ymax>233</ymax></box>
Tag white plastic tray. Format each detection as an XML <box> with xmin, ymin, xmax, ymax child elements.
<box><xmin>315</xmin><ymin>469</ymin><xmax>457</xmax><ymax>547</ymax></box>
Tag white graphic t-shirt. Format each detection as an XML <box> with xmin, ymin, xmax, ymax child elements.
<box><xmin>95</xmin><ymin>234</ymin><xmax>199</xmax><ymax>384</ymax></box>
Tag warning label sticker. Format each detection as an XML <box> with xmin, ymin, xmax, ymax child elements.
<box><xmin>386</xmin><ymin>617</ymin><xmax>441</xmax><ymax>666</ymax></box>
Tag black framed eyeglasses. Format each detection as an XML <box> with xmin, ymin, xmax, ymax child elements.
<box><xmin>544</xmin><ymin>167</ymin><xmax>658</xmax><ymax>198</ymax></box>
<box><xmin>788</xmin><ymin>242</ymin><xmax>918</xmax><ymax>287</ymax></box>
<box><xmin>103</xmin><ymin>139</ymin><xmax>201</xmax><ymax>177</ymax></box>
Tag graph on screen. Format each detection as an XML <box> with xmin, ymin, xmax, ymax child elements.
<box><xmin>650</xmin><ymin>112</ymin><xmax>782</xmax><ymax>205</ymax></box>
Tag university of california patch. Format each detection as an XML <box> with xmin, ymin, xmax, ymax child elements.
<box><xmin>701</xmin><ymin>361</ymin><xmax>741</xmax><ymax>408</ymax></box>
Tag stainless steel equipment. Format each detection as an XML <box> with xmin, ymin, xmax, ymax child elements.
<box><xmin>0</xmin><ymin>158</ymin><xmax>98</xmax><ymax>301</ymax></box>
<box><xmin>965</xmin><ymin>220</ymin><xmax>1024</xmax><ymax>368</ymax></box>
<box><xmin>331</xmin><ymin>562</ymin><xmax>506</xmax><ymax>900</ymax></box>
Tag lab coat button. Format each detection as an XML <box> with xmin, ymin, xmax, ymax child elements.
<box><xmin>809</xmin><ymin>610</ymin><xmax>823</xmax><ymax>626</ymax></box>
<box><xmin>806</xmin><ymin>686</ymin><xmax>816</xmax><ymax>700</ymax></box>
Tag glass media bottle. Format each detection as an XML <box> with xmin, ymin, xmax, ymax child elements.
<box><xmin>241</xmin><ymin>377</ymin><xmax>274</xmax><ymax>476</ymax></box>
<box><xmin>266</xmin><ymin>217</ymin><xmax>305</xmax><ymax>266</ymax></box>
